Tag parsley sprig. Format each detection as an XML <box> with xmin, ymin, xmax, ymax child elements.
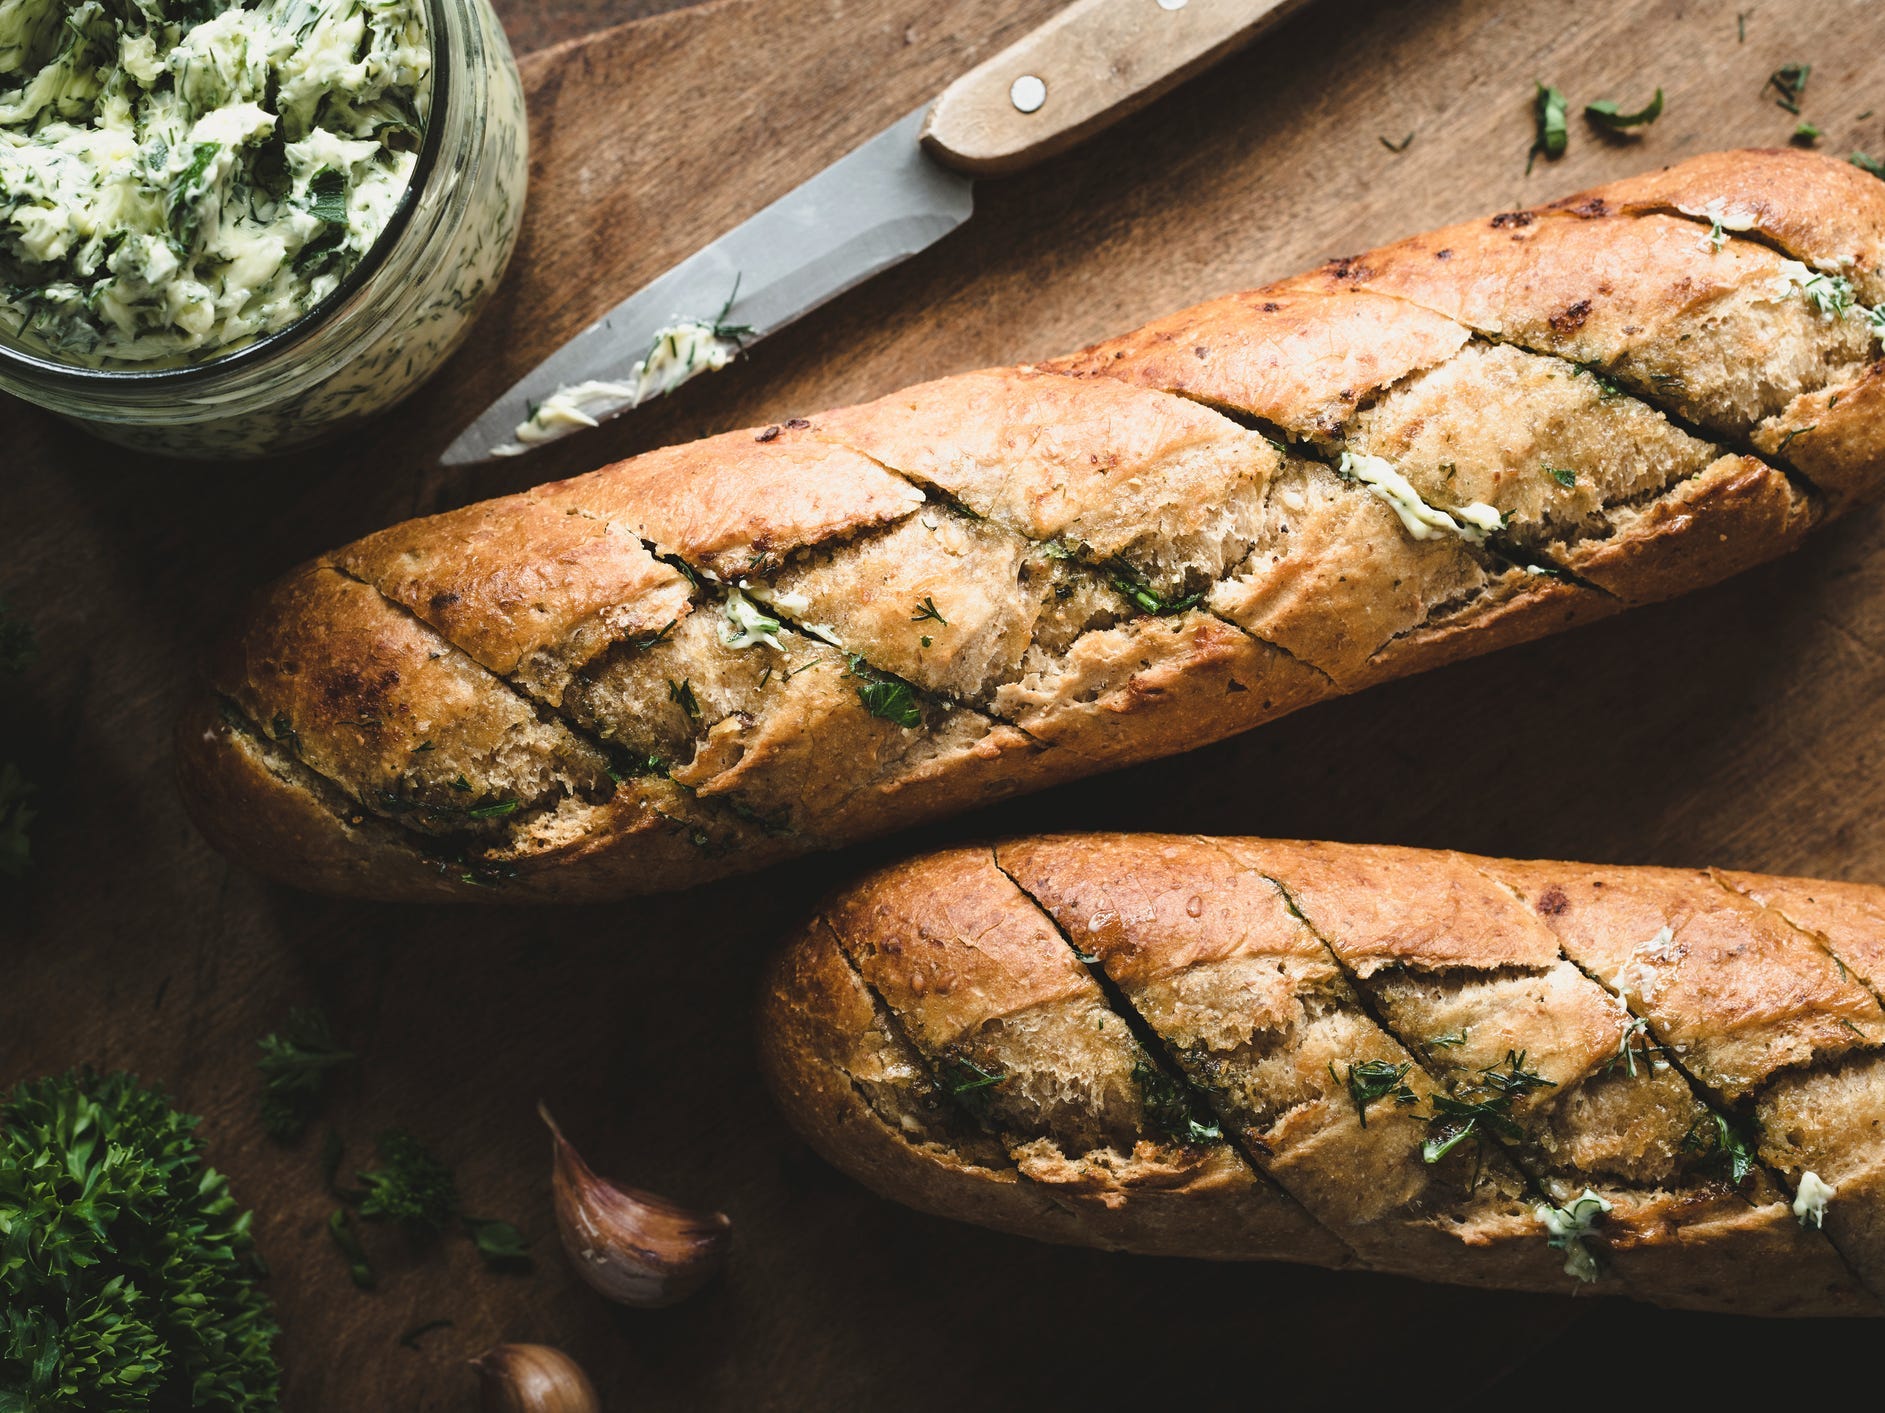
<box><xmin>2</xmin><ymin>1070</ymin><xmax>282</xmax><ymax>1406</ymax></box>
<box><xmin>257</xmin><ymin>1006</ymin><xmax>356</xmax><ymax>1141</ymax></box>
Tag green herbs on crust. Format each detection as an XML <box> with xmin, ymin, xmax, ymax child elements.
<box><xmin>1682</xmin><ymin>1111</ymin><xmax>1760</xmax><ymax>1186</ymax></box>
<box><xmin>937</xmin><ymin>1051</ymin><xmax>1007</xmax><ymax>1124</ymax></box>
<box><xmin>1421</xmin><ymin>1051</ymin><xmax>1553</xmax><ymax>1164</ymax></box>
<box><xmin>0</xmin><ymin>1069</ymin><xmax>281</xmax><ymax>1410</ymax></box>
<box><xmin>1106</xmin><ymin>561</ymin><xmax>1203</xmax><ymax>617</ymax></box>
<box><xmin>1331</xmin><ymin>1058</ymin><xmax>1418</xmax><ymax>1127</ymax></box>
<box><xmin>844</xmin><ymin>654</ymin><xmax>924</xmax><ymax>729</ymax></box>
<box><xmin>1132</xmin><ymin>1059</ymin><xmax>1223</xmax><ymax>1145</ymax></box>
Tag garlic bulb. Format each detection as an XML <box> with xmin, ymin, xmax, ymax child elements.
<box><xmin>472</xmin><ymin>1343</ymin><xmax>600</xmax><ymax>1413</ymax></box>
<box><xmin>541</xmin><ymin>1102</ymin><xmax>732</xmax><ymax>1307</ymax></box>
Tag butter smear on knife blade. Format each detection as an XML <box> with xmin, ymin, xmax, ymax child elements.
<box><xmin>501</xmin><ymin>319</ymin><xmax>746</xmax><ymax>453</ymax></box>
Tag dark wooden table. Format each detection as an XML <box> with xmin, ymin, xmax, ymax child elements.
<box><xmin>7</xmin><ymin>0</ymin><xmax>1885</xmax><ymax>1406</ymax></box>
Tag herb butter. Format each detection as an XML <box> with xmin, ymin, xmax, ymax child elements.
<box><xmin>1337</xmin><ymin>451</ymin><xmax>1505</xmax><ymax>544</ymax></box>
<box><xmin>1536</xmin><ymin>1187</ymin><xmax>1612</xmax><ymax>1283</ymax></box>
<box><xmin>509</xmin><ymin>319</ymin><xmax>747</xmax><ymax>450</ymax></box>
<box><xmin>0</xmin><ymin>0</ymin><xmax>431</xmax><ymax>365</ymax></box>
<box><xmin>1793</xmin><ymin>1170</ymin><xmax>1835</xmax><ymax>1228</ymax></box>
<box><xmin>720</xmin><ymin>584</ymin><xmax>784</xmax><ymax>652</ymax></box>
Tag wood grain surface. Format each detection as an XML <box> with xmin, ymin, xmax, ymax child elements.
<box><xmin>6</xmin><ymin>0</ymin><xmax>1885</xmax><ymax>1405</ymax></box>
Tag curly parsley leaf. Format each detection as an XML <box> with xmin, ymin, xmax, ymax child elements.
<box><xmin>1</xmin><ymin>1070</ymin><xmax>282</xmax><ymax>1407</ymax></box>
<box><xmin>357</xmin><ymin>1130</ymin><xmax>459</xmax><ymax>1235</ymax></box>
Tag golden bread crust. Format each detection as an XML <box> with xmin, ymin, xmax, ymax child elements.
<box><xmin>179</xmin><ymin>150</ymin><xmax>1885</xmax><ymax>901</ymax></box>
<box><xmin>761</xmin><ymin>834</ymin><xmax>1885</xmax><ymax>1315</ymax></box>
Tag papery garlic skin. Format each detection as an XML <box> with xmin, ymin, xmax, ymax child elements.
<box><xmin>473</xmin><ymin>1343</ymin><xmax>600</xmax><ymax>1413</ymax></box>
<box><xmin>540</xmin><ymin>1102</ymin><xmax>732</xmax><ymax>1308</ymax></box>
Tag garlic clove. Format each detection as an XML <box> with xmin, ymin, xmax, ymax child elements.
<box><xmin>540</xmin><ymin>1102</ymin><xmax>732</xmax><ymax>1308</ymax></box>
<box><xmin>472</xmin><ymin>1343</ymin><xmax>600</xmax><ymax>1413</ymax></box>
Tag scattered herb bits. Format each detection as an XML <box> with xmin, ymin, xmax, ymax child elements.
<box><xmin>1107</xmin><ymin>561</ymin><xmax>1204</xmax><ymax>617</ymax></box>
<box><xmin>1585</xmin><ymin>88</ymin><xmax>1664</xmax><ymax>130</ymax></box>
<box><xmin>845</xmin><ymin>655</ymin><xmax>924</xmax><ymax>728</ymax></box>
<box><xmin>329</xmin><ymin>1208</ymin><xmax>378</xmax><ymax>1289</ymax></box>
<box><xmin>1331</xmin><ymin>1058</ymin><xmax>1418</xmax><ymax>1126</ymax></box>
<box><xmin>357</xmin><ymin>1129</ymin><xmax>460</xmax><ymax>1234</ymax></box>
<box><xmin>1853</xmin><ymin>152</ymin><xmax>1885</xmax><ymax>181</ymax></box>
<box><xmin>1528</xmin><ymin>83</ymin><xmax>1568</xmax><ymax>174</ymax></box>
<box><xmin>464</xmin><ymin>1216</ymin><xmax>533</xmax><ymax>1269</ymax></box>
<box><xmin>1765</xmin><ymin>62</ymin><xmax>1811</xmax><ymax>114</ymax></box>
<box><xmin>257</xmin><ymin>1005</ymin><xmax>356</xmax><ymax>1140</ymax></box>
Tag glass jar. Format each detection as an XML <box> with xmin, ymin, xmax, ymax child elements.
<box><xmin>0</xmin><ymin>0</ymin><xmax>529</xmax><ymax>460</ymax></box>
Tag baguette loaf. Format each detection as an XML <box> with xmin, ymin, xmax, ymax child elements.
<box><xmin>759</xmin><ymin>834</ymin><xmax>1885</xmax><ymax>1315</ymax></box>
<box><xmin>177</xmin><ymin>149</ymin><xmax>1885</xmax><ymax>901</ymax></box>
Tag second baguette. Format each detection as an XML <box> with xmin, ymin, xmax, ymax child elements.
<box><xmin>760</xmin><ymin>834</ymin><xmax>1885</xmax><ymax>1317</ymax></box>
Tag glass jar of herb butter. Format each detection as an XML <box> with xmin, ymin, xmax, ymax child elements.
<box><xmin>0</xmin><ymin>0</ymin><xmax>528</xmax><ymax>459</ymax></box>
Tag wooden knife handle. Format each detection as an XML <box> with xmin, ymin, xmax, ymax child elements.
<box><xmin>921</xmin><ymin>0</ymin><xmax>1309</xmax><ymax>177</ymax></box>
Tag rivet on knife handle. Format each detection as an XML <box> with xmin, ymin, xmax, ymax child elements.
<box><xmin>920</xmin><ymin>0</ymin><xmax>1310</xmax><ymax>178</ymax></box>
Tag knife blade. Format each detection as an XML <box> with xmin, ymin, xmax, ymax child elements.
<box><xmin>441</xmin><ymin>0</ymin><xmax>1308</xmax><ymax>466</ymax></box>
<box><xmin>441</xmin><ymin>107</ymin><xmax>970</xmax><ymax>466</ymax></box>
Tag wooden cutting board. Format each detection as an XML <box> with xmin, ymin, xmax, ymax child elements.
<box><xmin>6</xmin><ymin>0</ymin><xmax>1885</xmax><ymax>1404</ymax></box>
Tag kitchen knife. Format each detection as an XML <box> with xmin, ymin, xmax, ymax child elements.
<box><xmin>441</xmin><ymin>0</ymin><xmax>1309</xmax><ymax>466</ymax></box>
